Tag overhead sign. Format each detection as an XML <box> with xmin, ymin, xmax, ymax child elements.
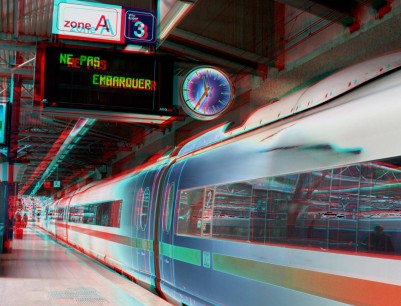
<box><xmin>124</xmin><ymin>9</ymin><xmax>156</xmax><ymax>45</ymax></box>
<box><xmin>35</xmin><ymin>46</ymin><xmax>175</xmax><ymax>117</ymax></box>
<box><xmin>52</xmin><ymin>0</ymin><xmax>156</xmax><ymax>45</ymax></box>
<box><xmin>52</xmin><ymin>0</ymin><xmax>123</xmax><ymax>43</ymax></box>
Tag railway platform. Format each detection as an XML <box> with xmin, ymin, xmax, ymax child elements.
<box><xmin>0</xmin><ymin>223</ymin><xmax>172</xmax><ymax>306</ymax></box>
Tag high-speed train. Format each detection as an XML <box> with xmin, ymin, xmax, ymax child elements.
<box><xmin>41</xmin><ymin>51</ymin><xmax>401</xmax><ymax>306</ymax></box>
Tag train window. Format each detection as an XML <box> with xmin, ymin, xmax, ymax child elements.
<box><xmin>135</xmin><ymin>187</ymin><xmax>150</xmax><ymax>231</ymax></box>
<box><xmin>54</xmin><ymin>208</ymin><xmax>65</xmax><ymax>221</ymax></box>
<box><xmin>177</xmin><ymin>184</ymin><xmax>252</xmax><ymax>241</ymax></box>
<box><xmin>249</xmin><ymin>180</ymin><xmax>289</xmax><ymax>243</ymax></box>
<box><xmin>212</xmin><ymin>183</ymin><xmax>251</xmax><ymax>241</ymax></box>
<box><xmin>48</xmin><ymin>207</ymin><xmax>54</xmax><ymax>220</ymax></box>
<box><xmin>163</xmin><ymin>182</ymin><xmax>175</xmax><ymax>233</ymax></box>
<box><xmin>177</xmin><ymin>188</ymin><xmax>204</xmax><ymax>236</ymax></box>
<box><xmin>135</xmin><ymin>188</ymin><xmax>144</xmax><ymax>230</ymax></box>
<box><xmin>202</xmin><ymin>188</ymin><xmax>214</xmax><ymax>236</ymax></box>
<box><xmin>68</xmin><ymin>200</ymin><xmax>122</xmax><ymax>227</ymax></box>
<box><xmin>247</xmin><ymin>161</ymin><xmax>401</xmax><ymax>255</ymax></box>
<box><xmin>177</xmin><ymin>157</ymin><xmax>401</xmax><ymax>256</ymax></box>
<box><xmin>142</xmin><ymin>188</ymin><xmax>150</xmax><ymax>230</ymax></box>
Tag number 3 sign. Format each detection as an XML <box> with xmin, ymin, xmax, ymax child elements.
<box><xmin>124</xmin><ymin>9</ymin><xmax>156</xmax><ymax>45</ymax></box>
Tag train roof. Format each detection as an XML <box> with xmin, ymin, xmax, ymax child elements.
<box><xmin>177</xmin><ymin>50</ymin><xmax>401</xmax><ymax>157</ymax></box>
<box><xmin>57</xmin><ymin>149</ymin><xmax>173</xmax><ymax>201</ymax></box>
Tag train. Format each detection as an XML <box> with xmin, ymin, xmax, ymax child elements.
<box><xmin>40</xmin><ymin>50</ymin><xmax>401</xmax><ymax>305</ymax></box>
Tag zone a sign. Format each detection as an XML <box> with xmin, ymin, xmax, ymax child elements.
<box><xmin>52</xmin><ymin>0</ymin><xmax>157</xmax><ymax>45</ymax></box>
<box><xmin>53</xmin><ymin>0</ymin><xmax>123</xmax><ymax>43</ymax></box>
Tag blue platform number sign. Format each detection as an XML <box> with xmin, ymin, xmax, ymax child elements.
<box><xmin>124</xmin><ymin>9</ymin><xmax>156</xmax><ymax>45</ymax></box>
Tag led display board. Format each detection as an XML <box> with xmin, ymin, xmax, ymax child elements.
<box><xmin>36</xmin><ymin>46</ymin><xmax>175</xmax><ymax>117</ymax></box>
<box><xmin>52</xmin><ymin>0</ymin><xmax>157</xmax><ymax>45</ymax></box>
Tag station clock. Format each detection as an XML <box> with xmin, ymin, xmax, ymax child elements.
<box><xmin>181</xmin><ymin>67</ymin><xmax>234</xmax><ymax>120</ymax></box>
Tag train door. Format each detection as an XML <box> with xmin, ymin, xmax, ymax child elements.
<box><xmin>65</xmin><ymin>197</ymin><xmax>73</xmax><ymax>243</ymax></box>
<box><xmin>154</xmin><ymin>162</ymin><xmax>184</xmax><ymax>297</ymax></box>
<box><xmin>159</xmin><ymin>180</ymin><xmax>175</xmax><ymax>284</ymax></box>
<box><xmin>55</xmin><ymin>199</ymin><xmax>68</xmax><ymax>242</ymax></box>
<box><xmin>132</xmin><ymin>168</ymin><xmax>161</xmax><ymax>284</ymax></box>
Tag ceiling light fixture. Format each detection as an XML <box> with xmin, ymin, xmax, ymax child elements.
<box><xmin>28</xmin><ymin>118</ymin><xmax>96</xmax><ymax>196</ymax></box>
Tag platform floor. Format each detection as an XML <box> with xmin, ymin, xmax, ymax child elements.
<box><xmin>0</xmin><ymin>224</ymin><xmax>172</xmax><ymax>306</ymax></box>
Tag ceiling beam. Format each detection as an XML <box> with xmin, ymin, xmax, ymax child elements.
<box><xmin>169</xmin><ymin>28</ymin><xmax>270</xmax><ymax>69</ymax></box>
<box><xmin>275</xmin><ymin>0</ymin><xmax>359</xmax><ymax>24</ymax></box>
<box><xmin>0</xmin><ymin>67</ymin><xmax>34</xmax><ymax>78</ymax></box>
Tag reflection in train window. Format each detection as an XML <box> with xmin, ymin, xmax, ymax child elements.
<box><xmin>212</xmin><ymin>184</ymin><xmax>251</xmax><ymax>240</ymax></box>
<box><xmin>135</xmin><ymin>188</ymin><xmax>144</xmax><ymax>230</ymax></box>
<box><xmin>177</xmin><ymin>188</ymin><xmax>203</xmax><ymax>236</ymax></box>
<box><xmin>53</xmin><ymin>208</ymin><xmax>65</xmax><ymax>221</ymax></box>
<box><xmin>177</xmin><ymin>157</ymin><xmax>401</xmax><ymax>256</ymax></box>
<box><xmin>69</xmin><ymin>200</ymin><xmax>122</xmax><ymax>227</ymax></box>
<box><xmin>136</xmin><ymin>188</ymin><xmax>150</xmax><ymax>231</ymax></box>
<box><xmin>177</xmin><ymin>184</ymin><xmax>252</xmax><ymax>240</ymax></box>
<box><xmin>163</xmin><ymin>182</ymin><xmax>175</xmax><ymax>233</ymax></box>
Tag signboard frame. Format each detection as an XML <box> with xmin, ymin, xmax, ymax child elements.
<box><xmin>35</xmin><ymin>45</ymin><xmax>177</xmax><ymax>121</ymax></box>
<box><xmin>52</xmin><ymin>0</ymin><xmax>157</xmax><ymax>45</ymax></box>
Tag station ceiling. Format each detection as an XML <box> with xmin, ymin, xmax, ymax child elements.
<box><xmin>0</xmin><ymin>0</ymin><xmax>400</xmax><ymax>197</ymax></box>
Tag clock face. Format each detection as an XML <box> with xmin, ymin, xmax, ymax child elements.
<box><xmin>181</xmin><ymin>67</ymin><xmax>234</xmax><ymax>120</ymax></box>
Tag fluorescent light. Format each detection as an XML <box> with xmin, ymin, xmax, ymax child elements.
<box><xmin>38</xmin><ymin>107</ymin><xmax>176</xmax><ymax>125</ymax></box>
<box><xmin>159</xmin><ymin>1</ymin><xmax>195</xmax><ymax>41</ymax></box>
<box><xmin>26</xmin><ymin>118</ymin><xmax>96</xmax><ymax>196</ymax></box>
<box><xmin>123</xmin><ymin>45</ymin><xmax>150</xmax><ymax>53</ymax></box>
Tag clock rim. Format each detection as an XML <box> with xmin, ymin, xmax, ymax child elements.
<box><xmin>180</xmin><ymin>66</ymin><xmax>234</xmax><ymax>121</ymax></box>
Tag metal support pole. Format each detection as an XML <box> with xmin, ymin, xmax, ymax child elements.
<box><xmin>2</xmin><ymin>51</ymin><xmax>23</xmax><ymax>253</ymax></box>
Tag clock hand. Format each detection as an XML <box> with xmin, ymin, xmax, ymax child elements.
<box><xmin>194</xmin><ymin>86</ymin><xmax>209</xmax><ymax>110</ymax></box>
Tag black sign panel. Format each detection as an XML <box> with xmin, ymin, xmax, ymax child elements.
<box><xmin>38</xmin><ymin>46</ymin><xmax>175</xmax><ymax>116</ymax></box>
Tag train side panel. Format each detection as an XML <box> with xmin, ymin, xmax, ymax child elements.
<box><xmin>57</xmin><ymin>163</ymin><xmax>167</xmax><ymax>292</ymax></box>
<box><xmin>159</xmin><ymin>69</ymin><xmax>401</xmax><ymax>305</ymax></box>
<box><xmin>65</xmin><ymin>179</ymin><xmax>131</xmax><ymax>271</ymax></box>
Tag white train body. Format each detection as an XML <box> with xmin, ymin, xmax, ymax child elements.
<box><xmin>41</xmin><ymin>51</ymin><xmax>401</xmax><ymax>305</ymax></box>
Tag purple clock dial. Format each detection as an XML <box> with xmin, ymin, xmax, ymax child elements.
<box><xmin>181</xmin><ymin>67</ymin><xmax>234</xmax><ymax>120</ymax></box>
